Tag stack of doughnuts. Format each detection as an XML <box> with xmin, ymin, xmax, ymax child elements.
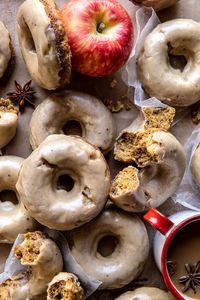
<box><xmin>0</xmin><ymin>0</ymin><xmax>190</xmax><ymax>299</ymax></box>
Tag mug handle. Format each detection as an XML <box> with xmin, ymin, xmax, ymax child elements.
<box><xmin>143</xmin><ymin>208</ymin><xmax>174</xmax><ymax>235</ymax></box>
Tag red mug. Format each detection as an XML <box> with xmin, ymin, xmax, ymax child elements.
<box><xmin>144</xmin><ymin>208</ymin><xmax>200</xmax><ymax>300</ymax></box>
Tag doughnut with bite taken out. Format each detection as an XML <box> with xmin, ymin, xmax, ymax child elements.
<box><xmin>111</xmin><ymin>106</ymin><xmax>185</xmax><ymax>212</ymax></box>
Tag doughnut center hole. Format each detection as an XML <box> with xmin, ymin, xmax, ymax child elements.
<box><xmin>167</xmin><ymin>43</ymin><xmax>187</xmax><ymax>71</ymax></box>
<box><xmin>57</xmin><ymin>174</ymin><xmax>75</xmax><ymax>192</ymax></box>
<box><xmin>97</xmin><ymin>235</ymin><xmax>118</xmax><ymax>257</ymax></box>
<box><xmin>24</xmin><ymin>21</ymin><xmax>36</xmax><ymax>53</ymax></box>
<box><xmin>0</xmin><ymin>190</ymin><xmax>18</xmax><ymax>205</ymax></box>
<box><xmin>63</xmin><ymin>120</ymin><xmax>82</xmax><ymax>136</ymax></box>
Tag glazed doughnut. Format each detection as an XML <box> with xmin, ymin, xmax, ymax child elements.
<box><xmin>47</xmin><ymin>273</ymin><xmax>84</xmax><ymax>300</ymax></box>
<box><xmin>0</xmin><ymin>99</ymin><xmax>18</xmax><ymax>151</ymax></box>
<box><xmin>0</xmin><ymin>231</ymin><xmax>63</xmax><ymax>300</ymax></box>
<box><xmin>132</xmin><ymin>0</ymin><xmax>178</xmax><ymax>11</ymax></box>
<box><xmin>16</xmin><ymin>134</ymin><xmax>111</xmax><ymax>230</ymax></box>
<box><xmin>115</xmin><ymin>287</ymin><xmax>176</xmax><ymax>300</ymax></box>
<box><xmin>0</xmin><ymin>156</ymin><xmax>38</xmax><ymax>243</ymax></box>
<box><xmin>0</xmin><ymin>21</ymin><xmax>13</xmax><ymax>80</ymax></box>
<box><xmin>137</xmin><ymin>19</ymin><xmax>200</xmax><ymax>107</ymax></box>
<box><xmin>112</xmin><ymin>107</ymin><xmax>185</xmax><ymax>211</ymax></box>
<box><xmin>191</xmin><ymin>144</ymin><xmax>200</xmax><ymax>186</ymax></box>
<box><xmin>17</xmin><ymin>0</ymin><xmax>71</xmax><ymax>90</ymax></box>
<box><xmin>29</xmin><ymin>91</ymin><xmax>115</xmax><ymax>153</ymax></box>
<box><xmin>69</xmin><ymin>206</ymin><xmax>149</xmax><ymax>289</ymax></box>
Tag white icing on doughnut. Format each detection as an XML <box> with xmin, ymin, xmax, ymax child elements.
<box><xmin>16</xmin><ymin>135</ymin><xmax>111</xmax><ymax>230</ymax></box>
<box><xmin>137</xmin><ymin>19</ymin><xmax>200</xmax><ymax>106</ymax></box>
<box><xmin>191</xmin><ymin>144</ymin><xmax>200</xmax><ymax>187</ymax></box>
<box><xmin>70</xmin><ymin>206</ymin><xmax>149</xmax><ymax>289</ymax></box>
<box><xmin>17</xmin><ymin>0</ymin><xmax>71</xmax><ymax>90</ymax></box>
<box><xmin>0</xmin><ymin>156</ymin><xmax>38</xmax><ymax>243</ymax></box>
<box><xmin>116</xmin><ymin>287</ymin><xmax>176</xmax><ymax>299</ymax></box>
<box><xmin>0</xmin><ymin>21</ymin><xmax>12</xmax><ymax>79</ymax></box>
<box><xmin>29</xmin><ymin>91</ymin><xmax>115</xmax><ymax>153</ymax></box>
<box><xmin>0</xmin><ymin>99</ymin><xmax>18</xmax><ymax>150</ymax></box>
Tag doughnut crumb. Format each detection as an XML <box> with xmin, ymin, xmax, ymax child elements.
<box><xmin>48</xmin><ymin>276</ymin><xmax>84</xmax><ymax>300</ymax></box>
<box><xmin>0</xmin><ymin>279</ymin><xmax>11</xmax><ymax>300</ymax></box>
<box><xmin>143</xmin><ymin>106</ymin><xmax>175</xmax><ymax>130</ymax></box>
<box><xmin>103</xmin><ymin>98</ymin><xmax>124</xmax><ymax>112</ymax></box>
<box><xmin>0</xmin><ymin>98</ymin><xmax>18</xmax><ymax>114</ymax></box>
<box><xmin>191</xmin><ymin>102</ymin><xmax>200</xmax><ymax>124</ymax></box>
<box><xmin>14</xmin><ymin>232</ymin><xmax>46</xmax><ymax>263</ymax></box>
<box><xmin>110</xmin><ymin>166</ymin><xmax>139</xmax><ymax>196</ymax></box>
<box><xmin>0</xmin><ymin>273</ymin><xmax>29</xmax><ymax>300</ymax></box>
<box><xmin>115</xmin><ymin>128</ymin><xmax>163</xmax><ymax>166</ymax></box>
<box><xmin>103</xmin><ymin>94</ymin><xmax>133</xmax><ymax>113</ymax></box>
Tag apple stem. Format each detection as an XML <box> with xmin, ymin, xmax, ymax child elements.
<box><xmin>97</xmin><ymin>22</ymin><xmax>106</xmax><ymax>33</ymax></box>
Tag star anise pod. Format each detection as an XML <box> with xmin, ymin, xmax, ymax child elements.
<box><xmin>179</xmin><ymin>261</ymin><xmax>200</xmax><ymax>294</ymax></box>
<box><xmin>7</xmin><ymin>80</ymin><xmax>35</xmax><ymax>112</ymax></box>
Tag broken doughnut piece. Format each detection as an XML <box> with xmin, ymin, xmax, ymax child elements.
<box><xmin>0</xmin><ymin>231</ymin><xmax>63</xmax><ymax>299</ymax></box>
<box><xmin>47</xmin><ymin>272</ymin><xmax>84</xmax><ymax>300</ymax></box>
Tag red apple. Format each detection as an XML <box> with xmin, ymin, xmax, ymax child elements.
<box><xmin>61</xmin><ymin>0</ymin><xmax>134</xmax><ymax>77</ymax></box>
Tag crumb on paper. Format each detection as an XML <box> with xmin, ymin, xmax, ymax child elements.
<box><xmin>103</xmin><ymin>94</ymin><xmax>134</xmax><ymax>113</ymax></box>
<box><xmin>191</xmin><ymin>103</ymin><xmax>200</xmax><ymax>124</ymax></box>
<box><xmin>109</xmin><ymin>79</ymin><xmax>117</xmax><ymax>89</ymax></box>
<box><xmin>121</xmin><ymin>94</ymin><xmax>133</xmax><ymax>111</ymax></box>
<box><xmin>103</xmin><ymin>98</ymin><xmax>124</xmax><ymax>113</ymax></box>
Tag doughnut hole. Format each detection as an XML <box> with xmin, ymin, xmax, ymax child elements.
<box><xmin>167</xmin><ymin>42</ymin><xmax>187</xmax><ymax>72</ymax></box>
<box><xmin>23</xmin><ymin>21</ymin><xmax>36</xmax><ymax>53</ymax></box>
<box><xmin>0</xmin><ymin>190</ymin><xmax>18</xmax><ymax>205</ymax></box>
<box><xmin>62</xmin><ymin>120</ymin><xmax>82</xmax><ymax>136</ymax></box>
<box><xmin>57</xmin><ymin>174</ymin><xmax>75</xmax><ymax>192</ymax></box>
<box><xmin>97</xmin><ymin>235</ymin><xmax>119</xmax><ymax>257</ymax></box>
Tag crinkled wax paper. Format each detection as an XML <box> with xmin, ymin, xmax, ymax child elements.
<box><xmin>173</xmin><ymin>125</ymin><xmax>200</xmax><ymax>211</ymax></box>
